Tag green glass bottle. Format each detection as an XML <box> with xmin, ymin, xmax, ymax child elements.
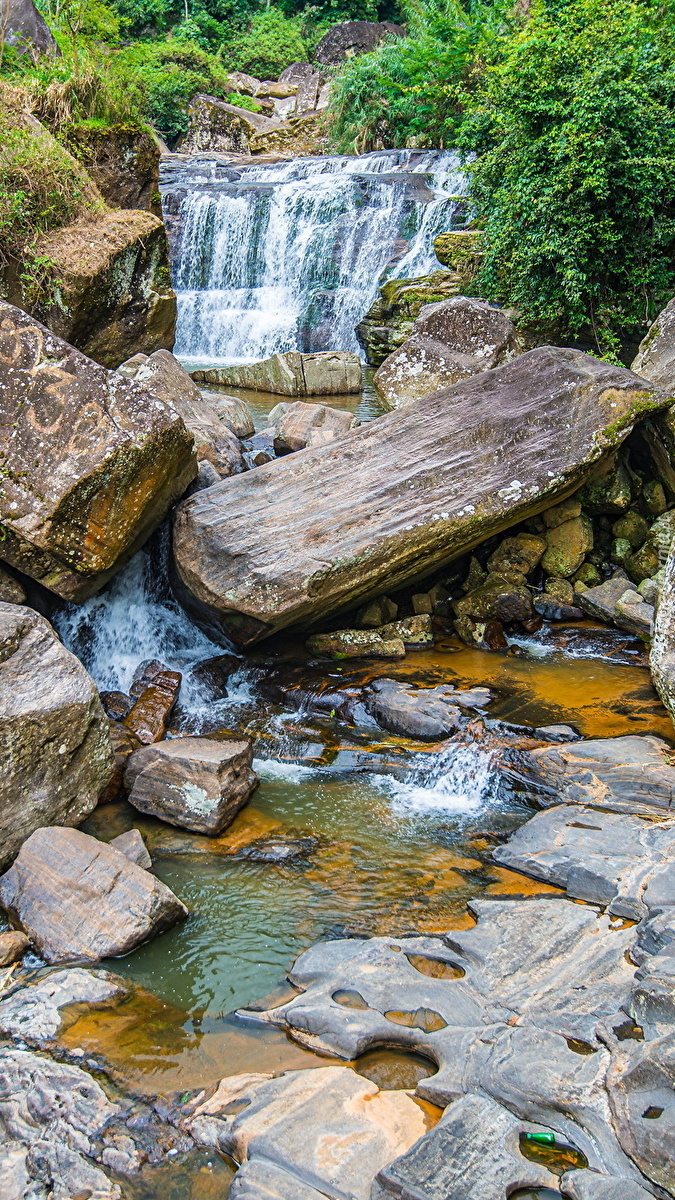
<box><xmin>523</xmin><ymin>1131</ymin><xmax>556</xmax><ymax>1145</ymax></box>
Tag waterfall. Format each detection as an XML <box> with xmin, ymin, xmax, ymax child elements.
<box><xmin>161</xmin><ymin>149</ymin><xmax>467</xmax><ymax>364</ymax></box>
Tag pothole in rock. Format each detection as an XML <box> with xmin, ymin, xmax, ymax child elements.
<box><xmin>519</xmin><ymin>1133</ymin><xmax>587</xmax><ymax>1175</ymax></box>
<box><xmin>405</xmin><ymin>952</ymin><xmax>465</xmax><ymax>979</ymax></box>
<box><xmin>565</xmin><ymin>1037</ymin><xmax>597</xmax><ymax>1055</ymax></box>
<box><xmin>384</xmin><ymin>1007</ymin><xmax>448</xmax><ymax>1032</ymax></box>
<box><xmin>354</xmin><ymin>1048</ymin><xmax>436</xmax><ymax>1090</ymax></box>
<box><xmin>509</xmin><ymin>1191</ymin><xmax>563</xmax><ymax>1200</ymax></box>
<box><xmin>333</xmin><ymin>989</ymin><xmax>371</xmax><ymax>1010</ymax></box>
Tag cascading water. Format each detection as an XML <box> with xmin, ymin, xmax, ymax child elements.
<box><xmin>161</xmin><ymin>149</ymin><xmax>467</xmax><ymax>364</ymax></box>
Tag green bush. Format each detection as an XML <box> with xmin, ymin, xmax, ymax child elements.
<box><xmin>115</xmin><ymin>37</ymin><xmax>229</xmax><ymax>135</ymax></box>
<box><xmin>225</xmin><ymin>8</ymin><xmax>309</xmax><ymax>79</ymax></box>
<box><xmin>461</xmin><ymin>0</ymin><xmax>675</xmax><ymax>352</ymax></box>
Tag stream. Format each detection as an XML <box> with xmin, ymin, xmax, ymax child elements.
<box><xmin>41</xmin><ymin>150</ymin><xmax>675</xmax><ymax>1199</ymax></box>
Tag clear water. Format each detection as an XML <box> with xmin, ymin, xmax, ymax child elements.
<box><xmin>162</xmin><ymin>149</ymin><xmax>467</xmax><ymax>363</ymax></box>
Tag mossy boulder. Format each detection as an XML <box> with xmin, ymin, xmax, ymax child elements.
<box><xmin>27</xmin><ymin>210</ymin><xmax>176</xmax><ymax>369</ymax></box>
<box><xmin>355</xmin><ymin>271</ymin><xmax>461</xmax><ymax>367</ymax></box>
<box><xmin>541</xmin><ymin>515</ymin><xmax>594</xmax><ymax>577</ymax></box>
<box><xmin>66</xmin><ymin>123</ymin><xmax>162</xmax><ymax>215</ymax></box>
<box><xmin>433</xmin><ymin>230</ymin><xmax>483</xmax><ymax>279</ymax></box>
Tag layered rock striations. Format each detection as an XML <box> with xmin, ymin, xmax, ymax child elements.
<box><xmin>173</xmin><ymin>346</ymin><xmax>663</xmax><ymax>647</ymax></box>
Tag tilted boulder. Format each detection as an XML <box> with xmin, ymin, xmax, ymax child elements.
<box><xmin>3</xmin><ymin>0</ymin><xmax>58</xmax><ymax>56</ymax></box>
<box><xmin>173</xmin><ymin>347</ymin><xmax>662</xmax><ymax>647</ymax></box>
<box><xmin>118</xmin><ymin>350</ymin><xmax>245</xmax><ymax>476</ymax></box>
<box><xmin>192</xmin><ymin>350</ymin><xmax>362</xmax><ymax>396</ymax></box>
<box><xmin>0</xmin><ymin>303</ymin><xmax>196</xmax><ymax>600</ymax></box>
<box><xmin>0</xmin><ymin>826</ymin><xmax>188</xmax><ymax>963</ymax></box>
<box><xmin>29</xmin><ymin>210</ymin><xmax>176</xmax><ymax>369</ymax></box>
<box><xmin>124</xmin><ymin>736</ymin><xmax>258</xmax><ymax>834</ymax></box>
<box><xmin>180</xmin><ymin>94</ymin><xmax>281</xmax><ymax>155</ymax></box>
<box><xmin>0</xmin><ymin>603</ymin><xmax>114</xmax><ymax>872</ymax></box>
<box><xmin>374</xmin><ymin>295</ymin><xmax>519</xmax><ymax>406</ymax></box>
<box><xmin>632</xmin><ymin>296</ymin><xmax>675</xmax><ymax>392</ymax></box>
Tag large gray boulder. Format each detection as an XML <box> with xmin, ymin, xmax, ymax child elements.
<box><xmin>374</xmin><ymin>295</ymin><xmax>519</xmax><ymax>406</ymax></box>
<box><xmin>651</xmin><ymin>545</ymin><xmax>675</xmax><ymax>727</ymax></box>
<box><xmin>173</xmin><ymin>347</ymin><xmax>662</xmax><ymax>647</ymax></box>
<box><xmin>632</xmin><ymin>295</ymin><xmax>675</xmax><ymax>391</ymax></box>
<box><xmin>0</xmin><ymin>302</ymin><xmax>196</xmax><ymax>601</ymax></box>
<box><xmin>524</xmin><ymin>735</ymin><xmax>675</xmax><ymax>813</ymax></box>
<box><xmin>3</xmin><ymin>0</ymin><xmax>57</xmax><ymax>56</ymax></box>
<box><xmin>269</xmin><ymin>399</ymin><xmax>358</xmax><ymax>452</ymax></box>
<box><xmin>192</xmin><ymin>350</ymin><xmax>362</xmax><ymax>397</ymax></box>
<box><xmin>0</xmin><ymin>604</ymin><xmax>114</xmax><ymax>872</ymax></box>
<box><xmin>0</xmin><ymin>827</ymin><xmax>188</xmax><ymax>963</ymax></box>
<box><xmin>313</xmin><ymin>20</ymin><xmax>405</xmax><ymax>66</ymax></box>
<box><xmin>117</xmin><ymin>350</ymin><xmax>245</xmax><ymax>477</ymax></box>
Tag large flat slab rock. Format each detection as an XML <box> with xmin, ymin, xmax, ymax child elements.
<box><xmin>0</xmin><ymin>603</ymin><xmax>114</xmax><ymax>871</ymax></box>
<box><xmin>192</xmin><ymin>350</ymin><xmax>362</xmax><ymax>396</ymax></box>
<box><xmin>124</xmin><ymin>736</ymin><xmax>258</xmax><ymax>834</ymax></box>
<box><xmin>184</xmin><ymin>1066</ymin><xmax>427</xmax><ymax>1200</ymax></box>
<box><xmin>0</xmin><ymin>302</ymin><xmax>196</xmax><ymax>600</ymax></box>
<box><xmin>524</xmin><ymin>735</ymin><xmax>675</xmax><ymax>813</ymax></box>
<box><xmin>493</xmin><ymin>803</ymin><xmax>675</xmax><ymax>918</ymax></box>
<box><xmin>173</xmin><ymin>347</ymin><xmax>661</xmax><ymax>646</ymax></box>
<box><xmin>372</xmin><ymin>1093</ymin><xmax>557</xmax><ymax>1199</ymax></box>
<box><xmin>0</xmin><ymin>827</ymin><xmax>188</xmax><ymax>963</ymax></box>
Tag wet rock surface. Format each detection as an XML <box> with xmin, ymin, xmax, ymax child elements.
<box><xmin>523</xmin><ymin>735</ymin><xmax>675</xmax><ymax>812</ymax></box>
<box><xmin>183</xmin><ymin>1066</ymin><xmax>427</xmax><ymax>1200</ymax></box>
<box><xmin>0</xmin><ymin>827</ymin><xmax>188</xmax><ymax>963</ymax></box>
<box><xmin>173</xmin><ymin>347</ymin><xmax>660</xmax><ymax>646</ymax></box>
<box><xmin>364</xmin><ymin>678</ymin><xmax>491</xmax><ymax>740</ymax></box>
<box><xmin>0</xmin><ymin>603</ymin><xmax>114</xmax><ymax>871</ymax></box>
<box><xmin>0</xmin><ymin>968</ymin><xmax>128</xmax><ymax>1045</ymax></box>
<box><xmin>0</xmin><ymin>302</ymin><xmax>196</xmax><ymax>600</ymax></box>
<box><xmin>123</xmin><ymin>668</ymin><xmax>182</xmax><ymax>743</ymax></box>
<box><xmin>124</xmin><ymin>735</ymin><xmax>258</xmax><ymax>834</ymax></box>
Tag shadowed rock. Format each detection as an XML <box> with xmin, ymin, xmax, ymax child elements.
<box><xmin>0</xmin><ymin>827</ymin><xmax>188</xmax><ymax>963</ymax></box>
<box><xmin>173</xmin><ymin>347</ymin><xmax>661</xmax><ymax>647</ymax></box>
<box><xmin>0</xmin><ymin>302</ymin><xmax>196</xmax><ymax>600</ymax></box>
<box><xmin>0</xmin><ymin>603</ymin><xmax>114</xmax><ymax>872</ymax></box>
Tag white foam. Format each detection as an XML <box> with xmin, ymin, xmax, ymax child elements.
<box><xmin>253</xmin><ymin>758</ymin><xmax>319</xmax><ymax>783</ymax></box>
<box><xmin>376</xmin><ymin>742</ymin><xmax>498</xmax><ymax>818</ymax></box>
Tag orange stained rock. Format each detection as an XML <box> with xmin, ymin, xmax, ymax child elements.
<box><xmin>485</xmin><ymin>866</ymin><xmax>566</xmax><ymax>897</ymax></box>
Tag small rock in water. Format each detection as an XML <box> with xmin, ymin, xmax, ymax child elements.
<box><xmin>377</xmin><ymin>614</ymin><xmax>434</xmax><ymax>648</ymax></box>
<box><xmin>364</xmin><ymin>678</ymin><xmax>490</xmax><ymax>741</ymax></box>
<box><xmin>124</xmin><ymin>669</ymin><xmax>182</xmax><ymax>744</ymax></box>
<box><xmin>124</xmin><ymin>736</ymin><xmax>258</xmax><ymax>835</ymax></box>
<box><xmin>109</xmin><ymin>828</ymin><xmax>152</xmax><ymax>869</ymax></box>
<box><xmin>0</xmin><ymin>827</ymin><xmax>188</xmax><ymax>964</ymax></box>
<box><xmin>534</xmin><ymin>724</ymin><xmax>580</xmax><ymax>743</ymax></box>
<box><xmin>129</xmin><ymin>659</ymin><xmax>169</xmax><ymax>699</ymax></box>
<box><xmin>100</xmin><ymin>690</ymin><xmax>133</xmax><ymax>720</ymax></box>
<box><xmin>306</xmin><ymin>629</ymin><xmax>406</xmax><ymax>659</ymax></box>
<box><xmin>533</xmin><ymin>594</ymin><xmax>584</xmax><ymax>621</ymax></box>
<box><xmin>191</xmin><ymin>653</ymin><xmax>240</xmax><ymax>696</ymax></box>
<box><xmin>237</xmin><ymin>836</ymin><xmax>318</xmax><ymax>863</ymax></box>
<box><xmin>0</xmin><ymin>930</ymin><xmax>30</xmax><ymax>966</ymax></box>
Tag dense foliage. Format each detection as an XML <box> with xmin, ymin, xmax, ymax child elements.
<box><xmin>330</xmin><ymin>0</ymin><xmax>675</xmax><ymax>352</ymax></box>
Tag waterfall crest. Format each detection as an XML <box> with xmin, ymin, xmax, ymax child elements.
<box><xmin>162</xmin><ymin>149</ymin><xmax>467</xmax><ymax>364</ymax></box>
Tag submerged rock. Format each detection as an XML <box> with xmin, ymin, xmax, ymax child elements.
<box><xmin>0</xmin><ymin>603</ymin><xmax>114</xmax><ymax>872</ymax></box>
<box><xmin>192</xmin><ymin>350</ymin><xmax>362</xmax><ymax>396</ymax></box>
<box><xmin>0</xmin><ymin>302</ymin><xmax>196</xmax><ymax>601</ymax></box>
<box><xmin>184</xmin><ymin>1066</ymin><xmax>426</xmax><ymax>1200</ymax></box>
<box><xmin>374</xmin><ymin>295</ymin><xmax>519</xmax><ymax>407</ymax></box>
<box><xmin>0</xmin><ymin>827</ymin><xmax>188</xmax><ymax>963</ymax></box>
<box><xmin>173</xmin><ymin>347</ymin><xmax>660</xmax><ymax>646</ymax></box>
<box><xmin>124</xmin><ymin>736</ymin><xmax>258</xmax><ymax>835</ymax></box>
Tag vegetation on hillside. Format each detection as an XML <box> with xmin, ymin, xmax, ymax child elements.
<box><xmin>329</xmin><ymin>0</ymin><xmax>675</xmax><ymax>354</ymax></box>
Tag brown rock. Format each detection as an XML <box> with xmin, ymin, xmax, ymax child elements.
<box><xmin>0</xmin><ymin>827</ymin><xmax>188</xmax><ymax>964</ymax></box>
<box><xmin>123</xmin><ymin>669</ymin><xmax>181</xmax><ymax>744</ymax></box>
<box><xmin>29</xmin><ymin>211</ymin><xmax>176</xmax><ymax>369</ymax></box>
<box><xmin>487</xmin><ymin>533</ymin><xmax>546</xmax><ymax>576</ymax></box>
<box><xmin>172</xmin><ymin>347</ymin><xmax>661</xmax><ymax>647</ymax></box>
<box><xmin>541</xmin><ymin>515</ymin><xmax>594</xmax><ymax>577</ymax></box>
<box><xmin>118</xmin><ymin>350</ymin><xmax>245</xmax><ymax>477</ymax></box>
<box><xmin>66</xmin><ymin>124</ymin><xmax>162</xmax><ymax>214</ymax></box>
<box><xmin>0</xmin><ymin>931</ymin><xmax>30</xmax><ymax>966</ymax></box>
<box><xmin>454</xmin><ymin>575</ymin><xmax>533</xmax><ymax>623</ymax></box>
<box><xmin>306</xmin><ymin>630</ymin><xmax>406</xmax><ymax>659</ymax></box>
<box><xmin>378</xmin><ymin>614</ymin><xmax>434</xmax><ymax>647</ymax></box>
<box><xmin>0</xmin><ymin>603</ymin><xmax>114</xmax><ymax>872</ymax></box>
<box><xmin>270</xmin><ymin>400</ymin><xmax>358</xmax><ymax>453</ymax></box>
<box><xmin>542</xmin><ymin>497</ymin><xmax>582</xmax><ymax>528</ymax></box>
<box><xmin>109</xmin><ymin>828</ymin><xmax>152</xmax><ymax>869</ymax></box>
<box><xmin>124</xmin><ymin>737</ymin><xmax>258</xmax><ymax>835</ymax></box>
<box><xmin>0</xmin><ymin>565</ymin><xmax>26</xmax><ymax>605</ymax></box>
<box><xmin>0</xmin><ymin>302</ymin><xmax>196</xmax><ymax>601</ymax></box>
